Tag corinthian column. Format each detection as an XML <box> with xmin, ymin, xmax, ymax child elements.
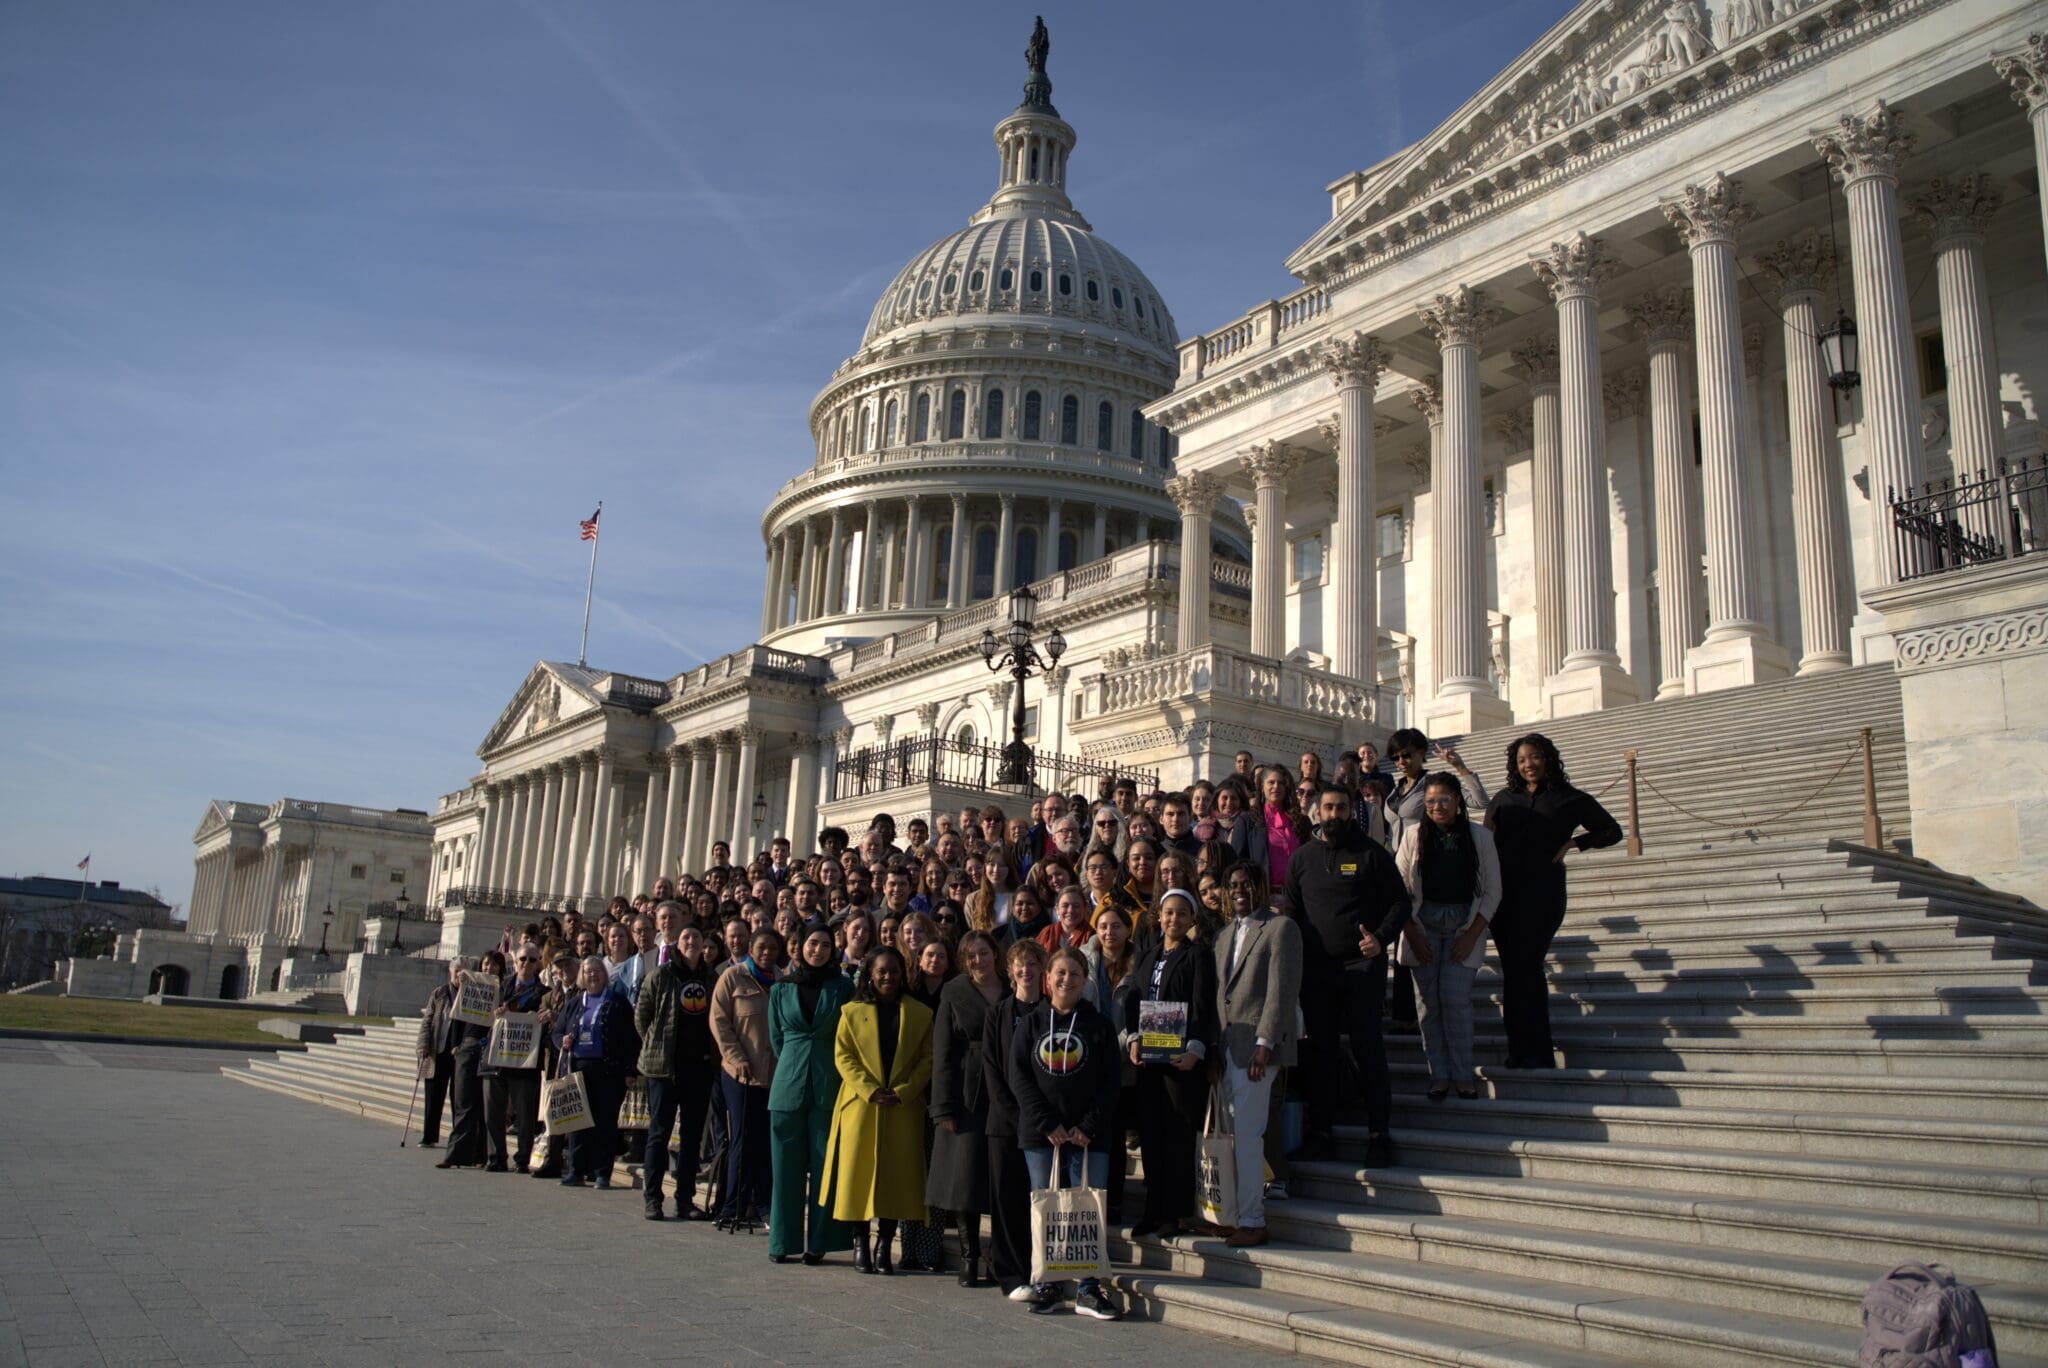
<box><xmin>1816</xmin><ymin>102</ymin><xmax>1921</xmax><ymax>589</ymax></box>
<box><xmin>548</xmin><ymin>762</ymin><xmax>580</xmax><ymax>898</ymax></box>
<box><xmin>947</xmin><ymin>493</ymin><xmax>969</xmax><ymax>608</ymax></box>
<box><xmin>1534</xmin><ymin>235</ymin><xmax>1639</xmax><ymax>716</ymax></box>
<box><xmin>579</xmin><ymin>749</ymin><xmax>616</xmax><ymax>903</ymax></box>
<box><xmin>1914</xmin><ymin>175</ymin><xmax>2005</xmax><ymax>487</ymax></box>
<box><xmin>1757</xmin><ymin>232</ymin><xmax>1854</xmax><ymax>675</ymax></box>
<box><xmin>1242</xmin><ymin>441</ymin><xmax>1308</xmax><ymax>659</ymax></box>
<box><xmin>1417</xmin><ymin>286</ymin><xmax>1511</xmax><ymax>730</ymax></box>
<box><xmin>903</xmin><ymin>498</ymin><xmax>927</xmax><ymax>610</ymax></box>
<box><xmin>706</xmin><ymin>733</ymin><xmax>736</xmax><ymax>867</ymax></box>
<box><xmin>822</xmin><ymin>508</ymin><xmax>847</xmax><ymax>618</ymax></box>
<box><xmin>1512</xmin><ymin>341</ymin><xmax>1566</xmax><ymax>685</ymax></box>
<box><xmin>563</xmin><ymin>760</ymin><xmax>596</xmax><ymax>904</ymax></box>
<box><xmin>794</xmin><ymin>518</ymin><xmax>817</xmax><ymax>622</ymax></box>
<box><xmin>1318</xmin><ymin>332</ymin><xmax>1389</xmax><ymax>682</ymax></box>
<box><xmin>532</xmin><ymin>765</ymin><xmax>563</xmax><ymax>895</ymax></box>
<box><xmin>1166</xmin><ymin>473</ymin><xmax>1224</xmax><ymax>652</ymax></box>
<box><xmin>1995</xmin><ymin>35</ymin><xmax>2048</xmax><ymax>268</ymax></box>
<box><xmin>637</xmin><ymin>763</ymin><xmax>667</xmax><ymax>895</ymax></box>
<box><xmin>657</xmin><ymin>747</ymin><xmax>687</xmax><ymax>882</ymax></box>
<box><xmin>728</xmin><ymin>726</ymin><xmax>761</xmax><ymax>860</ymax></box>
<box><xmin>1629</xmin><ymin>288</ymin><xmax>1707</xmax><ymax>697</ymax></box>
<box><xmin>681</xmin><ymin>738</ymin><xmax>715</xmax><ymax>877</ymax></box>
<box><xmin>858</xmin><ymin>502</ymin><xmax>880</xmax><ymax>611</ymax></box>
<box><xmin>1662</xmin><ymin>173</ymin><xmax>1792</xmax><ymax>690</ymax></box>
<box><xmin>760</xmin><ymin>536</ymin><xmax>783</xmax><ymax>635</ymax></box>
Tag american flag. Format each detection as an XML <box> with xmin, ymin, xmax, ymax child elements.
<box><xmin>579</xmin><ymin>508</ymin><xmax>600</xmax><ymax>541</ymax></box>
<box><xmin>76</xmin><ymin>854</ymin><xmax>90</xmax><ymax>871</ymax></box>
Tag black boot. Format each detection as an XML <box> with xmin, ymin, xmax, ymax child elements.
<box><xmin>875</xmin><ymin>1219</ymin><xmax>897</xmax><ymax>1276</ymax></box>
<box><xmin>959</xmin><ymin>1219</ymin><xmax>984</xmax><ymax>1288</ymax></box>
<box><xmin>854</xmin><ymin>1224</ymin><xmax>875</xmax><ymax>1275</ymax></box>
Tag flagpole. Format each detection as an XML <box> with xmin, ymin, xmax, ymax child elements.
<box><xmin>578</xmin><ymin>501</ymin><xmax>602</xmax><ymax>667</ymax></box>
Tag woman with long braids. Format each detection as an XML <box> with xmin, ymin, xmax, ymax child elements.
<box><xmin>1396</xmin><ymin>774</ymin><xmax>1502</xmax><ymax>1099</ymax></box>
<box><xmin>1484</xmin><ymin>733</ymin><xmax>1622</xmax><ymax>1068</ymax></box>
<box><xmin>823</xmin><ymin>947</ymin><xmax>933</xmax><ymax>1275</ymax></box>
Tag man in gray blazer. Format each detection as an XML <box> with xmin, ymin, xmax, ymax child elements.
<box><xmin>1212</xmin><ymin>864</ymin><xmax>1303</xmax><ymax>1247</ymax></box>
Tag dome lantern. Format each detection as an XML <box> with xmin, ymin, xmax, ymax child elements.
<box><xmin>981</xmin><ymin>17</ymin><xmax>1081</xmax><ymax>227</ymax></box>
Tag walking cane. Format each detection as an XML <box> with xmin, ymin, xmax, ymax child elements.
<box><xmin>400</xmin><ymin>1063</ymin><xmax>425</xmax><ymax>1147</ymax></box>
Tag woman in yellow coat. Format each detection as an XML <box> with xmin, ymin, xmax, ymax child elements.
<box><xmin>822</xmin><ymin>945</ymin><xmax>934</xmax><ymax>1275</ymax></box>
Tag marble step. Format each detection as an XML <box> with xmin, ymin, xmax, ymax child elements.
<box><xmin>1164</xmin><ymin>1196</ymin><xmax>2048</xmax><ymax>1353</ymax></box>
<box><xmin>227</xmin><ymin>1062</ymin><xmax>413</xmax><ymax>1128</ymax></box>
<box><xmin>1535</xmin><ymin>927</ymin><xmax>2048</xmax><ymax>971</ymax></box>
<box><xmin>1448</xmin><ymin>1010</ymin><xmax>2048</xmax><ymax>1047</ymax></box>
<box><xmin>1490</xmin><ymin>980</ymin><xmax>2048</xmax><ymax>1021</ymax></box>
<box><xmin>1385</xmin><ymin>1059</ymin><xmax>2048</xmax><ymax>1123</ymax></box>
<box><xmin>1387</xmin><ymin>1031</ymin><xmax>2047</xmax><ymax>1080</ymax></box>
<box><xmin>1508</xmin><ymin>955</ymin><xmax>2041</xmax><ymax>994</ymax></box>
<box><xmin>1286</xmin><ymin>1153</ymin><xmax>2048</xmax><ymax>1284</ymax></box>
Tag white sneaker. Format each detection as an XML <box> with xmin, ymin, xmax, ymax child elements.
<box><xmin>1007</xmin><ymin>1283</ymin><xmax>1040</xmax><ymax>1303</ymax></box>
<box><xmin>1263</xmin><ymin>1181</ymin><xmax>1289</xmax><ymax>1201</ymax></box>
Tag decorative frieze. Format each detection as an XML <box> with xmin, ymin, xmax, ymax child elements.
<box><xmin>1894</xmin><ymin>606</ymin><xmax>2048</xmax><ymax>671</ymax></box>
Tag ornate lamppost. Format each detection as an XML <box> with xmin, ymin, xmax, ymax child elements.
<box><xmin>317</xmin><ymin>904</ymin><xmax>332</xmax><ymax>960</ymax></box>
<box><xmin>978</xmin><ymin>585</ymin><xmax>1065</xmax><ymax>787</ymax></box>
<box><xmin>390</xmin><ymin>888</ymin><xmax>410</xmax><ymax>954</ymax></box>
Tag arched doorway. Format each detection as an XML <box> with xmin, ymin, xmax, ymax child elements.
<box><xmin>147</xmin><ymin>965</ymin><xmax>190</xmax><ymax>997</ymax></box>
<box><xmin>268</xmin><ymin>965</ymin><xmax>282</xmax><ymax>992</ymax></box>
<box><xmin>219</xmin><ymin>964</ymin><xmax>243</xmax><ymax>1000</ymax></box>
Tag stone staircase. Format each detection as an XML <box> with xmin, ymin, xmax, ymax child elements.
<box><xmin>241</xmin><ymin>987</ymin><xmax>349</xmax><ymax>1015</ymax></box>
<box><xmin>1114</xmin><ymin>666</ymin><xmax>2048</xmax><ymax>1366</ymax></box>
<box><xmin>227</xmin><ymin>1019</ymin><xmax>423</xmax><ymax>1125</ymax></box>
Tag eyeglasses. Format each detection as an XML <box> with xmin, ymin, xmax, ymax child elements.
<box><xmin>515</xmin><ymin>956</ymin><xmax>537</xmax><ymax>964</ymax></box>
<box><xmin>1095</xmin><ymin>819</ymin><xmax>1116</xmax><ymax>827</ymax></box>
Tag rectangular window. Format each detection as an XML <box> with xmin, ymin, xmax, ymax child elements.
<box><xmin>1375</xmin><ymin>510</ymin><xmax>1405</xmax><ymax>559</ymax></box>
<box><xmin>1022</xmin><ymin>705</ymin><xmax>1039</xmax><ymax>742</ymax></box>
<box><xmin>1919</xmin><ymin>330</ymin><xmax>1947</xmax><ymax>396</ymax></box>
<box><xmin>350</xmin><ymin>865</ymin><xmax>367</xmax><ymax>880</ymax></box>
<box><xmin>1290</xmin><ymin>534</ymin><xmax>1324</xmax><ymax>583</ymax></box>
<box><xmin>390</xmin><ymin>869</ymin><xmax>405</xmax><ymax>884</ymax></box>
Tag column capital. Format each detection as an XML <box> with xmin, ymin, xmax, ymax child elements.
<box><xmin>1994</xmin><ymin>33</ymin><xmax>2048</xmax><ymax>113</ymax></box>
<box><xmin>1603</xmin><ymin>369</ymin><xmax>1646</xmax><ymax>420</ymax></box>
<box><xmin>1045</xmin><ymin>664</ymin><xmax>1071</xmax><ymax>693</ymax></box>
<box><xmin>1510</xmin><ymin>338</ymin><xmax>1560</xmax><ymax>388</ymax></box>
<box><xmin>734</xmin><ymin>724</ymin><xmax>763</xmax><ymax>748</ymax></box>
<box><xmin>1754</xmin><ymin>229</ymin><xmax>1835</xmax><ymax>298</ymax></box>
<box><xmin>831</xmin><ymin>725</ymin><xmax>855</xmax><ymax>748</ymax></box>
<box><xmin>1416</xmin><ymin>284</ymin><xmax>1498</xmax><ymax>348</ymax></box>
<box><xmin>712</xmin><ymin>730</ymin><xmax>738</xmax><ymax>755</ymax></box>
<box><xmin>998</xmin><ymin>491</ymin><xmax>1016</xmax><ymax>509</ymax></box>
<box><xmin>1411</xmin><ymin>378</ymin><xmax>1444</xmax><ymax>427</ymax></box>
<box><xmin>1164</xmin><ymin>472</ymin><xmax>1225</xmax><ymax>515</ymax></box>
<box><xmin>1241</xmin><ymin>440</ymin><xmax>1308</xmax><ymax>489</ymax></box>
<box><xmin>1814</xmin><ymin>100</ymin><xmax>1913</xmax><ymax>187</ymax></box>
<box><xmin>687</xmin><ymin>734</ymin><xmax>717</xmax><ymax>758</ymax></box>
<box><xmin>915</xmin><ymin>700</ymin><xmax>942</xmax><ymax>731</ymax></box>
<box><xmin>665</xmin><ymin>746</ymin><xmax>690</xmax><ymax>768</ymax></box>
<box><xmin>1627</xmin><ymin>285</ymin><xmax>1694</xmax><ymax>347</ymax></box>
<box><xmin>1661</xmin><ymin>172</ymin><xmax>1754</xmax><ymax>247</ymax></box>
<box><xmin>950</xmin><ymin>490</ymin><xmax>967</xmax><ymax>508</ymax></box>
<box><xmin>1315</xmin><ymin>331</ymin><xmax>1391</xmax><ymax>389</ymax></box>
<box><xmin>1531</xmin><ymin>231</ymin><xmax>1615</xmax><ymax>302</ymax></box>
<box><xmin>1316</xmin><ymin>416</ymin><xmax>1341</xmax><ymax>450</ymax></box>
<box><xmin>1492</xmin><ymin>411</ymin><xmax>1530</xmax><ymax>450</ymax></box>
<box><xmin>828</xmin><ymin>505</ymin><xmax>845</xmax><ymax>528</ymax></box>
<box><xmin>1912</xmin><ymin>173</ymin><xmax>2001</xmax><ymax>248</ymax></box>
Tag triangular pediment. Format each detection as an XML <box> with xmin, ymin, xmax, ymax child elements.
<box><xmin>192</xmin><ymin>802</ymin><xmax>230</xmax><ymax>843</ymax></box>
<box><xmin>1288</xmin><ymin>0</ymin><xmax>1745</xmax><ymax>279</ymax></box>
<box><xmin>478</xmin><ymin>662</ymin><xmax>607</xmax><ymax>757</ymax></box>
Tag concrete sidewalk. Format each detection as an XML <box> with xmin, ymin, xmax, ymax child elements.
<box><xmin>0</xmin><ymin>1041</ymin><xmax>1294</xmax><ymax>1367</ymax></box>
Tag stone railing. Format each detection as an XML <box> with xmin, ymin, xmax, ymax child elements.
<box><xmin>669</xmin><ymin>644</ymin><xmax>830</xmax><ymax>700</ymax></box>
<box><xmin>768</xmin><ymin>441</ymin><xmax>1167</xmax><ymax>507</ymax></box>
<box><xmin>1178</xmin><ymin>281</ymin><xmax>1334</xmax><ymax>382</ymax></box>
<box><xmin>1081</xmin><ymin>642</ymin><xmax>1404</xmax><ymax>727</ymax></box>
<box><xmin>435</xmin><ymin>789</ymin><xmax>479</xmax><ymax>817</ymax></box>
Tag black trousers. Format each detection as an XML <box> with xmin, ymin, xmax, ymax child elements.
<box><xmin>567</xmin><ymin>1058</ymin><xmax>625</xmax><ymax>1180</ymax></box>
<box><xmin>484</xmin><ymin>1069</ymin><xmax>540</xmax><ymax>1168</ymax></box>
<box><xmin>442</xmin><ymin>1046</ymin><xmax>487</xmax><ymax>1164</ymax></box>
<box><xmin>1134</xmin><ymin>1063</ymin><xmax>1209</xmax><ymax>1225</ymax></box>
<box><xmin>418</xmin><ymin>1051</ymin><xmax>453</xmax><ymax>1143</ymax></box>
<box><xmin>717</xmin><ymin>1072</ymin><xmax>771</xmax><ymax>1221</ymax></box>
<box><xmin>1388</xmin><ymin>961</ymin><xmax>1419</xmax><ymax>1025</ymax></box>
<box><xmin>644</xmin><ymin>1059</ymin><xmax>717</xmax><ymax>1210</ymax></box>
<box><xmin>984</xmin><ymin>1135</ymin><xmax>1033</xmax><ymax>1292</ymax></box>
<box><xmin>1491</xmin><ymin>887</ymin><xmax>1568</xmax><ymax>1063</ymax></box>
<box><xmin>1299</xmin><ymin>954</ymin><xmax>1392</xmax><ymax>1135</ymax></box>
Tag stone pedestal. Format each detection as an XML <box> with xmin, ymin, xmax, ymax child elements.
<box><xmin>1684</xmin><ymin>631</ymin><xmax>1794</xmax><ymax>696</ymax></box>
<box><xmin>1542</xmin><ymin>662</ymin><xmax>1641</xmax><ymax>719</ymax></box>
<box><xmin>1421</xmin><ymin>688</ymin><xmax>1514</xmax><ymax>735</ymax></box>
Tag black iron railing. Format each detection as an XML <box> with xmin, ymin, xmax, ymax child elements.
<box><xmin>438</xmin><ymin>887</ymin><xmax>583</xmax><ymax>913</ymax></box>
<box><xmin>830</xmin><ymin>734</ymin><xmax>1157</xmax><ymax>803</ymax></box>
<box><xmin>1892</xmin><ymin>456</ymin><xmax>2047</xmax><ymax>580</ymax></box>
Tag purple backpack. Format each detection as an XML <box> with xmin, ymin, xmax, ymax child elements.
<box><xmin>1859</xmin><ymin>1263</ymin><xmax>1998</xmax><ymax>1368</ymax></box>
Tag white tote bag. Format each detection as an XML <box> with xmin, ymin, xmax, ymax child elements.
<box><xmin>1030</xmin><ymin>1144</ymin><xmax>1112</xmax><ymax>1283</ymax></box>
<box><xmin>542</xmin><ymin>1063</ymin><xmax>593</xmax><ymax>1137</ymax></box>
<box><xmin>1196</xmin><ymin>1093</ymin><xmax>1237</xmax><ymax>1229</ymax></box>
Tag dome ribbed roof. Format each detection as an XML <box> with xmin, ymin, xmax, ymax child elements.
<box><xmin>861</xmin><ymin>215</ymin><xmax>1178</xmax><ymax>356</ymax></box>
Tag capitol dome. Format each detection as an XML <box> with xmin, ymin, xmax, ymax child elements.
<box><xmin>755</xmin><ymin>20</ymin><xmax>1244</xmax><ymax>655</ymax></box>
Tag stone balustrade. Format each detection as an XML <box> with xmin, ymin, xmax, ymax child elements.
<box><xmin>1081</xmin><ymin>642</ymin><xmax>1403</xmax><ymax>726</ymax></box>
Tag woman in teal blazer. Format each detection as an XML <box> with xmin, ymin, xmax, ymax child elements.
<box><xmin>767</xmin><ymin>928</ymin><xmax>855</xmax><ymax>1263</ymax></box>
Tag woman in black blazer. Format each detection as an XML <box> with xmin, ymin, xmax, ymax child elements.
<box><xmin>1123</xmin><ymin>888</ymin><xmax>1219</xmax><ymax>1239</ymax></box>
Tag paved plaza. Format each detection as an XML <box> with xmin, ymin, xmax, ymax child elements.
<box><xmin>0</xmin><ymin>1038</ymin><xmax>1289</xmax><ymax>1368</ymax></box>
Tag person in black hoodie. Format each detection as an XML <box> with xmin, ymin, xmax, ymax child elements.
<box><xmin>634</xmin><ymin>925</ymin><xmax>719</xmax><ymax>1219</ymax></box>
<box><xmin>981</xmin><ymin>940</ymin><xmax>1046</xmax><ymax>1301</ymax></box>
<box><xmin>1284</xmin><ymin>785</ymin><xmax>1411</xmax><ymax>1169</ymax></box>
<box><xmin>1123</xmin><ymin>889</ymin><xmax>1217</xmax><ymax>1239</ymax></box>
<box><xmin>1483</xmin><ymin>733</ymin><xmax>1622</xmax><ymax>1069</ymax></box>
<box><xmin>1007</xmin><ymin>945</ymin><xmax>1123</xmax><ymax>1322</ymax></box>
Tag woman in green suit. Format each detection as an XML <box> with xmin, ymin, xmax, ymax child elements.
<box><xmin>767</xmin><ymin>928</ymin><xmax>854</xmax><ymax>1265</ymax></box>
<box><xmin>822</xmin><ymin>946</ymin><xmax>934</xmax><ymax>1275</ymax></box>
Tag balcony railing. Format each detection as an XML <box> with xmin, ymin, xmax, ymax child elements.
<box><xmin>830</xmin><ymin>734</ymin><xmax>1158</xmax><ymax>803</ymax></box>
<box><xmin>1891</xmin><ymin>457</ymin><xmax>2047</xmax><ymax>581</ymax></box>
<box><xmin>1081</xmin><ymin>642</ymin><xmax>1406</xmax><ymax>729</ymax></box>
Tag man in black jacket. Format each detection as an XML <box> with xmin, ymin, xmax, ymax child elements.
<box><xmin>1284</xmin><ymin>785</ymin><xmax>1411</xmax><ymax>1168</ymax></box>
<box><xmin>414</xmin><ymin>959</ymin><xmax>464</xmax><ymax>1147</ymax></box>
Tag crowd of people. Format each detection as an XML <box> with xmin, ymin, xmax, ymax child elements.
<box><xmin>415</xmin><ymin>729</ymin><xmax>1621</xmax><ymax>1319</ymax></box>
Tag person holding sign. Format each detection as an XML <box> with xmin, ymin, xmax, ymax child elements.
<box><xmin>1007</xmin><ymin>946</ymin><xmax>1123</xmax><ymax>1320</ymax></box>
<box><xmin>554</xmin><ymin>956</ymin><xmax>638</xmax><ymax>1188</ymax></box>
<box><xmin>482</xmin><ymin>949</ymin><xmax>546</xmax><ymax>1173</ymax></box>
<box><xmin>435</xmin><ymin>958</ymin><xmax>497</xmax><ymax>1170</ymax></box>
<box><xmin>1125</xmin><ymin>889</ymin><xmax>1217</xmax><ymax>1240</ymax></box>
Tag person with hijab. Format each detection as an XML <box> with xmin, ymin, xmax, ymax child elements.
<box><xmin>767</xmin><ymin>927</ymin><xmax>855</xmax><ymax>1264</ymax></box>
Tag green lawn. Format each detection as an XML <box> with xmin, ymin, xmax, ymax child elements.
<box><xmin>0</xmin><ymin>995</ymin><xmax>391</xmax><ymax>1045</ymax></box>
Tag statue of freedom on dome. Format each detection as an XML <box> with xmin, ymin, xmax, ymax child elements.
<box><xmin>1026</xmin><ymin>17</ymin><xmax>1049</xmax><ymax>74</ymax></box>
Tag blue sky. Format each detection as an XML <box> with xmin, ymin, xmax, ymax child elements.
<box><xmin>0</xmin><ymin>1</ymin><xmax>1566</xmax><ymax>909</ymax></box>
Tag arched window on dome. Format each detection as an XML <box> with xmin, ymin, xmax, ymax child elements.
<box><xmin>933</xmin><ymin>527</ymin><xmax>952</xmax><ymax>604</ymax></box>
<box><xmin>1130</xmin><ymin>410</ymin><xmax>1146</xmax><ymax>460</ymax></box>
<box><xmin>1029</xmin><ymin>269</ymin><xmax>1043</xmax><ymax>293</ymax></box>
<box><xmin>982</xmin><ymin>388</ymin><xmax>1005</xmax><ymax>440</ymax></box>
<box><xmin>1060</xmin><ymin>395</ymin><xmax>1078</xmax><ymax>445</ymax></box>
<box><xmin>914</xmin><ymin>392</ymin><xmax>931</xmax><ymax>443</ymax></box>
<box><xmin>1058</xmin><ymin>531</ymin><xmax>1078</xmax><ymax>572</ymax></box>
<box><xmin>1029</xmin><ymin>144</ymin><xmax>1040</xmax><ymax>182</ymax></box>
<box><xmin>1085</xmin><ymin>279</ymin><xmax>1099</xmax><ymax>302</ymax></box>
<box><xmin>1096</xmin><ymin>401</ymin><xmax>1113</xmax><ymax>452</ymax></box>
<box><xmin>1112</xmin><ymin>287</ymin><xmax>1125</xmax><ymax>310</ymax></box>
<box><xmin>1015</xmin><ymin>528</ymin><xmax>1039</xmax><ymax>587</ymax></box>
<box><xmin>946</xmin><ymin>389</ymin><xmax>966</xmax><ymax>440</ymax></box>
<box><xmin>1058</xmin><ymin>273</ymin><xmax>1073</xmax><ymax>296</ymax></box>
<box><xmin>972</xmin><ymin>526</ymin><xmax>998</xmax><ymax>600</ymax></box>
<box><xmin>1000</xmin><ymin>266</ymin><xmax>1014</xmax><ymax>292</ymax></box>
<box><xmin>1134</xmin><ymin>296</ymin><xmax>1146</xmax><ymax>319</ymax></box>
<box><xmin>883</xmin><ymin>399</ymin><xmax>898</xmax><ymax>448</ymax></box>
<box><xmin>1022</xmin><ymin>390</ymin><xmax>1042</xmax><ymax>442</ymax></box>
